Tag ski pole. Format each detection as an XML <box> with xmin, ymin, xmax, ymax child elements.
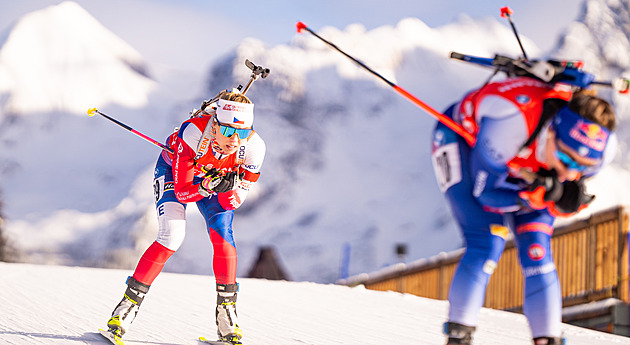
<box><xmin>500</xmin><ymin>7</ymin><xmax>528</xmax><ymax>60</ymax></box>
<box><xmin>87</xmin><ymin>108</ymin><xmax>174</xmax><ymax>154</ymax></box>
<box><xmin>591</xmin><ymin>78</ymin><xmax>630</xmax><ymax>94</ymax></box>
<box><xmin>296</xmin><ymin>21</ymin><xmax>476</xmax><ymax>146</ymax></box>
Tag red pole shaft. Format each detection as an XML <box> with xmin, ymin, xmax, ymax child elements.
<box><xmin>392</xmin><ymin>85</ymin><xmax>475</xmax><ymax>145</ymax></box>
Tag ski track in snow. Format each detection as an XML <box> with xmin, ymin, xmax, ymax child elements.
<box><xmin>1</xmin><ymin>263</ymin><xmax>628</xmax><ymax>345</ymax></box>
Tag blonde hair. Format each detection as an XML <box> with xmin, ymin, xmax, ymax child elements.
<box><xmin>220</xmin><ymin>92</ymin><xmax>252</xmax><ymax>104</ymax></box>
<box><xmin>568</xmin><ymin>90</ymin><xmax>616</xmax><ymax>131</ymax></box>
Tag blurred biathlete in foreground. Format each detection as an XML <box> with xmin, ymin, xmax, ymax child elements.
<box><xmin>104</xmin><ymin>90</ymin><xmax>265</xmax><ymax>345</ymax></box>
<box><xmin>432</xmin><ymin>79</ymin><xmax>616</xmax><ymax>345</ymax></box>
<box><xmin>294</xmin><ymin>15</ymin><xmax>625</xmax><ymax>345</ymax></box>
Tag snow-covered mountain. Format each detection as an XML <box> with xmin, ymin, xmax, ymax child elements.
<box><xmin>0</xmin><ymin>1</ymin><xmax>154</xmax><ymax>115</ymax></box>
<box><xmin>552</xmin><ymin>0</ymin><xmax>630</xmax><ymax>164</ymax></box>
<box><xmin>0</xmin><ymin>2</ymin><xmax>177</xmax><ymax>266</ymax></box>
<box><xmin>2</xmin><ymin>1</ymin><xmax>630</xmax><ymax>283</ymax></box>
<box><xmin>2</xmin><ymin>262</ymin><xmax>629</xmax><ymax>345</ymax></box>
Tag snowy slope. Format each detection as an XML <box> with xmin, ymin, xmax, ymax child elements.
<box><xmin>1</xmin><ymin>262</ymin><xmax>628</xmax><ymax>345</ymax></box>
<box><xmin>2</xmin><ymin>0</ymin><xmax>630</xmax><ymax>285</ymax></box>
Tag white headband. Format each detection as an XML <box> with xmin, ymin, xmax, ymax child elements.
<box><xmin>215</xmin><ymin>99</ymin><xmax>254</xmax><ymax>127</ymax></box>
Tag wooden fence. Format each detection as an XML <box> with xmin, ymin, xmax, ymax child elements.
<box><xmin>341</xmin><ymin>206</ymin><xmax>629</xmax><ymax>312</ymax></box>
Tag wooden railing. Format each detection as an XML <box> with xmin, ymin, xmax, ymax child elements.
<box><xmin>340</xmin><ymin>206</ymin><xmax>629</xmax><ymax>311</ymax></box>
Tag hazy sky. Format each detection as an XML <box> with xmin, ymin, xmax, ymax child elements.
<box><xmin>0</xmin><ymin>1</ymin><xmax>582</xmax><ymax>72</ymax></box>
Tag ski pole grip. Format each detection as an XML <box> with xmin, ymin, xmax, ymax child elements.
<box><xmin>296</xmin><ymin>21</ymin><xmax>307</xmax><ymax>33</ymax></box>
<box><xmin>613</xmin><ymin>78</ymin><xmax>630</xmax><ymax>94</ymax></box>
<box><xmin>500</xmin><ymin>6</ymin><xmax>514</xmax><ymax>18</ymax></box>
<box><xmin>449</xmin><ymin>52</ymin><xmax>467</xmax><ymax>61</ymax></box>
<box><xmin>87</xmin><ymin>107</ymin><xmax>98</xmax><ymax>117</ymax></box>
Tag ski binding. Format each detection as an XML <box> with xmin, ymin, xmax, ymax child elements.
<box><xmin>199</xmin><ymin>336</ymin><xmax>242</xmax><ymax>344</ymax></box>
<box><xmin>99</xmin><ymin>328</ymin><xmax>125</xmax><ymax>345</ymax></box>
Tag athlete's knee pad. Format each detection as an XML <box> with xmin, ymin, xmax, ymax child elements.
<box><xmin>156</xmin><ymin>202</ymin><xmax>186</xmax><ymax>251</ymax></box>
<box><xmin>516</xmin><ymin>229</ymin><xmax>554</xmax><ymax>274</ymax></box>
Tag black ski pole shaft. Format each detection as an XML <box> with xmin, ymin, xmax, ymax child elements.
<box><xmin>87</xmin><ymin>107</ymin><xmax>174</xmax><ymax>154</ymax></box>
<box><xmin>296</xmin><ymin>21</ymin><xmax>476</xmax><ymax>146</ymax></box>
<box><xmin>296</xmin><ymin>22</ymin><xmax>394</xmax><ymax>88</ymax></box>
<box><xmin>501</xmin><ymin>7</ymin><xmax>528</xmax><ymax>60</ymax></box>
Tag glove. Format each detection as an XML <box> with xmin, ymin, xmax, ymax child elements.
<box><xmin>198</xmin><ymin>169</ymin><xmax>244</xmax><ymax>197</ymax></box>
<box><xmin>519</xmin><ymin>169</ymin><xmax>595</xmax><ymax>216</ymax></box>
<box><xmin>552</xmin><ymin>179</ymin><xmax>595</xmax><ymax>216</ymax></box>
<box><xmin>518</xmin><ymin>169</ymin><xmax>563</xmax><ymax>210</ymax></box>
<box><xmin>198</xmin><ymin>168</ymin><xmax>221</xmax><ymax>197</ymax></box>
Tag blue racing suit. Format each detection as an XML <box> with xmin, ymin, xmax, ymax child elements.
<box><xmin>431</xmin><ymin>77</ymin><xmax>573</xmax><ymax>338</ymax></box>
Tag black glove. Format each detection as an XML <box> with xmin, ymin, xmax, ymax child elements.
<box><xmin>553</xmin><ymin>179</ymin><xmax>595</xmax><ymax>215</ymax></box>
<box><xmin>212</xmin><ymin>170</ymin><xmax>242</xmax><ymax>193</ymax></box>
<box><xmin>519</xmin><ymin>169</ymin><xmax>595</xmax><ymax>216</ymax></box>
<box><xmin>533</xmin><ymin>168</ymin><xmax>564</xmax><ymax>203</ymax></box>
<box><xmin>198</xmin><ymin>169</ymin><xmax>244</xmax><ymax>197</ymax></box>
<box><xmin>519</xmin><ymin>169</ymin><xmax>564</xmax><ymax>210</ymax></box>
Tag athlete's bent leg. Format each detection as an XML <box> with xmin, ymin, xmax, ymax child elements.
<box><xmin>514</xmin><ymin>214</ymin><xmax>561</xmax><ymax>339</ymax></box>
<box><xmin>133</xmin><ymin>201</ymin><xmax>186</xmax><ymax>285</ymax></box>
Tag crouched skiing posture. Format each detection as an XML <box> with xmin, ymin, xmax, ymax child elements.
<box><xmin>105</xmin><ymin>91</ymin><xmax>265</xmax><ymax>345</ymax></box>
<box><xmin>431</xmin><ymin>79</ymin><xmax>616</xmax><ymax>345</ymax></box>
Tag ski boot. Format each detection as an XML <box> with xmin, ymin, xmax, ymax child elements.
<box><xmin>533</xmin><ymin>336</ymin><xmax>566</xmax><ymax>345</ymax></box>
<box><xmin>107</xmin><ymin>277</ymin><xmax>150</xmax><ymax>337</ymax></box>
<box><xmin>443</xmin><ymin>322</ymin><xmax>475</xmax><ymax>345</ymax></box>
<box><xmin>215</xmin><ymin>283</ymin><xmax>243</xmax><ymax>344</ymax></box>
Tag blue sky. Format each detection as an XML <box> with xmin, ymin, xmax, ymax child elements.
<box><xmin>0</xmin><ymin>1</ymin><xmax>581</xmax><ymax>72</ymax></box>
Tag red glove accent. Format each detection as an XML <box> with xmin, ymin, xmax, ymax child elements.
<box><xmin>520</xmin><ymin>186</ymin><xmax>594</xmax><ymax>217</ymax></box>
<box><xmin>518</xmin><ymin>186</ymin><xmax>548</xmax><ymax>210</ymax></box>
<box><xmin>546</xmin><ymin>200</ymin><xmax>591</xmax><ymax>217</ymax></box>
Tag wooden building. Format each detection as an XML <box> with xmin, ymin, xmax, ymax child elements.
<box><xmin>339</xmin><ymin>206</ymin><xmax>629</xmax><ymax>336</ymax></box>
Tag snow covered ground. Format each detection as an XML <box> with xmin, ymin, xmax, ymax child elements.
<box><xmin>1</xmin><ymin>262</ymin><xmax>628</xmax><ymax>345</ymax></box>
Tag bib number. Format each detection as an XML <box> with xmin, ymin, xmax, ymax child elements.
<box><xmin>432</xmin><ymin>143</ymin><xmax>462</xmax><ymax>192</ymax></box>
<box><xmin>153</xmin><ymin>176</ymin><xmax>165</xmax><ymax>203</ymax></box>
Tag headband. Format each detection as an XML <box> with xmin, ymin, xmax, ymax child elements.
<box><xmin>215</xmin><ymin>99</ymin><xmax>254</xmax><ymax>127</ymax></box>
<box><xmin>553</xmin><ymin>107</ymin><xmax>610</xmax><ymax>160</ymax></box>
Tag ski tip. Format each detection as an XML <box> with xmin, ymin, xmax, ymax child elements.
<box><xmin>87</xmin><ymin>107</ymin><xmax>98</xmax><ymax>117</ymax></box>
<box><xmin>296</xmin><ymin>21</ymin><xmax>307</xmax><ymax>33</ymax></box>
<box><xmin>500</xmin><ymin>6</ymin><xmax>513</xmax><ymax>18</ymax></box>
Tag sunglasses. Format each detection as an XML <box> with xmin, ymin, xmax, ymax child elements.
<box><xmin>216</xmin><ymin>119</ymin><xmax>253</xmax><ymax>139</ymax></box>
<box><xmin>554</xmin><ymin>150</ymin><xmax>587</xmax><ymax>172</ymax></box>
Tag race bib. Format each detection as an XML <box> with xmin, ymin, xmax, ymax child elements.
<box><xmin>153</xmin><ymin>176</ymin><xmax>165</xmax><ymax>203</ymax></box>
<box><xmin>432</xmin><ymin>143</ymin><xmax>462</xmax><ymax>192</ymax></box>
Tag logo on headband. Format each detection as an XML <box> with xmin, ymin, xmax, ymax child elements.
<box><xmin>233</xmin><ymin>117</ymin><xmax>245</xmax><ymax>124</ymax></box>
<box><xmin>223</xmin><ymin>103</ymin><xmax>247</xmax><ymax>112</ymax></box>
<box><xmin>570</xmin><ymin>120</ymin><xmax>608</xmax><ymax>152</ymax></box>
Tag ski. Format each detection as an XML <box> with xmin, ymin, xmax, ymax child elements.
<box><xmin>198</xmin><ymin>336</ymin><xmax>241</xmax><ymax>345</ymax></box>
<box><xmin>99</xmin><ymin>328</ymin><xmax>125</xmax><ymax>345</ymax></box>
